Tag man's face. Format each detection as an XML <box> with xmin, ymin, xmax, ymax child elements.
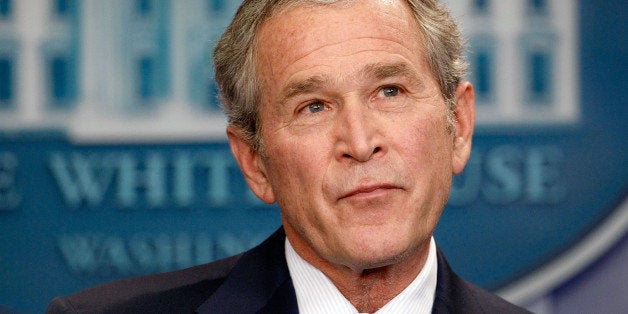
<box><xmin>228</xmin><ymin>0</ymin><xmax>474</xmax><ymax>271</ymax></box>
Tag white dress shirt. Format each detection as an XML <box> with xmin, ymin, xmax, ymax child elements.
<box><xmin>285</xmin><ymin>237</ymin><xmax>438</xmax><ymax>314</ymax></box>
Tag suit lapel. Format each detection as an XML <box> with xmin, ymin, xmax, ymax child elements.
<box><xmin>432</xmin><ymin>247</ymin><xmax>454</xmax><ymax>313</ymax></box>
<box><xmin>432</xmin><ymin>247</ymin><xmax>482</xmax><ymax>314</ymax></box>
<box><xmin>196</xmin><ymin>228</ymin><xmax>298</xmax><ymax>314</ymax></box>
<box><xmin>257</xmin><ymin>277</ymin><xmax>299</xmax><ymax>313</ymax></box>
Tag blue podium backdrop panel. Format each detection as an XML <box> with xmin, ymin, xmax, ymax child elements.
<box><xmin>0</xmin><ymin>0</ymin><xmax>626</xmax><ymax>312</ymax></box>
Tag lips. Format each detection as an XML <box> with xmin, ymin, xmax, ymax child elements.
<box><xmin>339</xmin><ymin>183</ymin><xmax>399</xmax><ymax>200</ymax></box>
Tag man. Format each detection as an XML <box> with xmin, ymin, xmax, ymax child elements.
<box><xmin>48</xmin><ymin>0</ymin><xmax>530</xmax><ymax>313</ymax></box>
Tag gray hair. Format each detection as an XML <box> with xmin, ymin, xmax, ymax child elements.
<box><xmin>214</xmin><ymin>0</ymin><xmax>467</xmax><ymax>150</ymax></box>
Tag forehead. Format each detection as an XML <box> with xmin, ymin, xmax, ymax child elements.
<box><xmin>255</xmin><ymin>0</ymin><xmax>425</xmax><ymax>82</ymax></box>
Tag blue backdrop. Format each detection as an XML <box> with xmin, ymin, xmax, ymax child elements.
<box><xmin>0</xmin><ymin>0</ymin><xmax>626</xmax><ymax>312</ymax></box>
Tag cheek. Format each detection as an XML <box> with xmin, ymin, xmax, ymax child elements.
<box><xmin>263</xmin><ymin>137</ymin><xmax>329</xmax><ymax>203</ymax></box>
<box><xmin>399</xmin><ymin>115</ymin><xmax>451</xmax><ymax>156</ymax></box>
<box><xmin>395</xmin><ymin>115</ymin><xmax>455</xmax><ymax>193</ymax></box>
<box><xmin>265</xmin><ymin>146</ymin><xmax>333</xmax><ymax>238</ymax></box>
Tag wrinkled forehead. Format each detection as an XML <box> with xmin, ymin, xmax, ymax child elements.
<box><xmin>270</xmin><ymin>0</ymin><xmax>361</xmax><ymax>16</ymax></box>
<box><xmin>262</xmin><ymin>0</ymin><xmax>418</xmax><ymax>35</ymax></box>
<box><xmin>257</xmin><ymin>0</ymin><xmax>420</xmax><ymax>46</ymax></box>
<box><xmin>254</xmin><ymin>0</ymin><xmax>423</xmax><ymax>78</ymax></box>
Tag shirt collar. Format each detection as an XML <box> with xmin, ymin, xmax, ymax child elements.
<box><xmin>285</xmin><ymin>237</ymin><xmax>438</xmax><ymax>314</ymax></box>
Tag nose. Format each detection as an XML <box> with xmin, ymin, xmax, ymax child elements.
<box><xmin>334</xmin><ymin>101</ymin><xmax>384</xmax><ymax>162</ymax></box>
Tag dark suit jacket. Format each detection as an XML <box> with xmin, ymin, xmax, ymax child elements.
<box><xmin>47</xmin><ymin>228</ymin><xmax>530</xmax><ymax>313</ymax></box>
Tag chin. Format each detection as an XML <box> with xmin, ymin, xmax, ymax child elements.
<box><xmin>343</xmin><ymin>238</ymin><xmax>415</xmax><ymax>270</ymax></box>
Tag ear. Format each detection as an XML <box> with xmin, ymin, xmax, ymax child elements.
<box><xmin>227</xmin><ymin>126</ymin><xmax>276</xmax><ymax>204</ymax></box>
<box><xmin>451</xmin><ymin>82</ymin><xmax>475</xmax><ymax>175</ymax></box>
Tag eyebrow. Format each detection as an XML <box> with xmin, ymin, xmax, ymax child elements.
<box><xmin>277</xmin><ymin>61</ymin><xmax>421</xmax><ymax>104</ymax></box>
<box><xmin>361</xmin><ymin>62</ymin><xmax>419</xmax><ymax>82</ymax></box>
<box><xmin>279</xmin><ymin>76</ymin><xmax>329</xmax><ymax>105</ymax></box>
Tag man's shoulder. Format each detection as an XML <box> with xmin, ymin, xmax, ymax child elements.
<box><xmin>451</xmin><ymin>276</ymin><xmax>531</xmax><ymax>313</ymax></box>
<box><xmin>433</xmin><ymin>247</ymin><xmax>531</xmax><ymax>313</ymax></box>
<box><xmin>46</xmin><ymin>254</ymin><xmax>242</xmax><ymax>314</ymax></box>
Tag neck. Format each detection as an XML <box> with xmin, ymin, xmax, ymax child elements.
<box><xmin>326</xmin><ymin>247</ymin><xmax>429</xmax><ymax>313</ymax></box>
<box><xmin>286</xmin><ymin>230</ymin><xmax>431</xmax><ymax>313</ymax></box>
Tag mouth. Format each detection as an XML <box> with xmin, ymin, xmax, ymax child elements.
<box><xmin>339</xmin><ymin>183</ymin><xmax>399</xmax><ymax>201</ymax></box>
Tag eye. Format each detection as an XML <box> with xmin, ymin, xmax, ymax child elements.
<box><xmin>380</xmin><ymin>86</ymin><xmax>399</xmax><ymax>97</ymax></box>
<box><xmin>305</xmin><ymin>101</ymin><xmax>326</xmax><ymax>114</ymax></box>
